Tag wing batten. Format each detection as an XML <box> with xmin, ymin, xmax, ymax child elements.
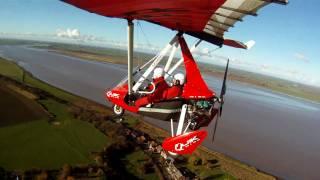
<box><xmin>205</xmin><ymin>0</ymin><xmax>270</xmax><ymax>40</ymax></box>
<box><xmin>209</xmin><ymin>19</ymin><xmax>234</xmax><ymax>28</ymax></box>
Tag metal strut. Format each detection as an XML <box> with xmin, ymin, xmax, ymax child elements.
<box><xmin>168</xmin><ymin>104</ymin><xmax>188</xmax><ymax>157</ymax></box>
<box><xmin>127</xmin><ymin>20</ymin><xmax>134</xmax><ymax>95</ymax></box>
<box><xmin>176</xmin><ymin>104</ymin><xmax>188</xmax><ymax>136</ymax></box>
<box><xmin>132</xmin><ymin>35</ymin><xmax>178</xmax><ymax>92</ymax></box>
<box><xmin>165</xmin><ymin>39</ymin><xmax>202</xmax><ymax>79</ymax></box>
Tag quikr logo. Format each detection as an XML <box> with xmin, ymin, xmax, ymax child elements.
<box><xmin>162</xmin><ymin>130</ymin><xmax>207</xmax><ymax>155</ymax></box>
<box><xmin>174</xmin><ymin>136</ymin><xmax>200</xmax><ymax>151</ymax></box>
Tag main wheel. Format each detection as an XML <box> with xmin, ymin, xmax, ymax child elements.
<box><xmin>112</xmin><ymin>104</ymin><xmax>124</xmax><ymax>117</ymax></box>
<box><xmin>188</xmin><ymin>115</ymin><xmax>200</xmax><ymax>131</ymax></box>
<box><xmin>189</xmin><ymin>120</ymin><xmax>200</xmax><ymax>130</ymax></box>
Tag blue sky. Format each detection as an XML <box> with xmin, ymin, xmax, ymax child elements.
<box><xmin>0</xmin><ymin>0</ymin><xmax>319</xmax><ymax>87</ymax></box>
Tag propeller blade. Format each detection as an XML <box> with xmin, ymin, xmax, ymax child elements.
<box><xmin>218</xmin><ymin>59</ymin><xmax>229</xmax><ymax>117</ymax></box>
<box><xmin>220</xmin><ymin>59</ymin><xmax>229</xmax><ymax>99</ymax></box>
<box><xmin>212</xmin><ymin>108</ymin><xmax>220</xmax><ymax>142</ymax></box>
<box><xmin>213</xmin><ymin>59</ymin><xmax>229</xmax><ymax>142</ymax></box>
<box><xmin>219</xmin><ymin>105</ymin><xmax>223</xmax><ymax>117</ymax></box>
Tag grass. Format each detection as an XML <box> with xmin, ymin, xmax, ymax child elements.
<box><xmin>0</xmin><ymin>116</ymin><xmax>107</xmax><ymax>170</ymax></box>
<box><xmin>0</xmin><ymin>58</ymin><xmax>23</xmax><ymax>81</ymax></box>
<box><xmin>133</xmin><ymin>120</ymin><xmax>275</xmax><ymax>180</ymax></box>
<box><xmin>184</xmin><ymin>155</ymin><xmax>236</xmax><ymax>180</ymax></box>
<box><xmin>0</xmin><ymin>97</ymin><xmax>108</xmax><ymax>170</ymax></box>
<box><xmin>123</xmin><ymin>115</ymin><xmax>140</xmax><ymax>128</ymax></box>
<box><xmin>0</xmin><ymin>85</ymin><xmax>47</xmax><ymax>127</ymax></box>
<box><xmin>0</xmin><ymin>48</ymin><xmax>271</xmax><ymax>179</ymax></box>
<box><xmin>0</xmin><ymin>58</ymin><xmax>109</xmax><ymax>170</ymax></box>
<box><xmin>0</xmin><ymin>38</ymin><xmax>41</xmax><ymax>45</ymax></box>
<box><xmin>24</xmin><ymin>74</ymin><xmax>77</xmax><ymax>102</ymax></box>
<box><xmin>123</xmin><ymin>150</ymin><xmax>159</xmax><ymax>180</ymax></box>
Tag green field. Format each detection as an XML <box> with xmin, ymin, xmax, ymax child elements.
<box><xmin>0</xmin><ymin>58</ymin><xmax>108</xmax><ymax>170</ymax></box>
<box><xmin>0</xmin><ymin>57</ymin><xmax>162</xmax><ymax>178</ymax></box>
<box><xmin>0</xmin><ymin>86</ymin><xmax>47</xmax><ymax>127</ymax></box>
<box><xmin>123</xmin><ymin>150</ymin><xmax>159</xmax><ymax>179</ymax></box>
<box><xmin>0</xmin><ymin>44</ymin><xmax>273</xmax><ymax>179</ymax></box>
<box><xmin>0</xmin><ymin>113</ymin><xmax>107</xmax><ymax>170</ymax></box>
<box><xmin>0</xmin><ymin>57</ymin><xmax>229</xmax><ymax>178</ymax></box>
<box><xmin>0</xmin><ymin>58</ymin><xmax>23</xmax><ymax>81</ymax></box>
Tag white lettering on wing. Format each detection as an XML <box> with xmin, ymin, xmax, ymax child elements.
<box><xmin>106</xmin><ymin>91</ymin><xmax>120</xmax><ymax>99</ymax></box>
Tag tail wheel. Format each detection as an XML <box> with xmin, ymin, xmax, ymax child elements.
<box><xmin>113</xmin><ymin>104</ymin><xmax>124</xmax><ymax>117</ymax></box>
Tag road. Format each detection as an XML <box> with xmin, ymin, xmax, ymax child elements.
<box><xmin>1</xmin><ymin>45</ymin><xmax>320</xmax><ymax>179</ymax></box>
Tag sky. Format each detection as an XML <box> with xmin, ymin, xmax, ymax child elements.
<box><xmin>0</xmin><ymin>0</ymin><xmax>319</xmax><ymax>87</ymax></box>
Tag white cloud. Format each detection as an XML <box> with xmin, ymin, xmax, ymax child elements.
<box><xmin>55</xmin><ymin>28</ymin><xmax>104</xmax><ymax>43</ymax></box>
<box><xmin>193</xmin><ymin>48</ymin><xmax>209</xmax><ymax>57</ymax></box>
<box><xmin>293</xmin><ymin>52</ymin><xmax>309</xmax><ymax>63</ymax></box>
<box><xmin>259</xmin><ymin>64</ymin><xmax>270</xmax><ymax>71</ymax></box>
<box><xmin>56</xmin><ymin>28</ymin><xmax>80</xmax><ymax>38</ymax></box>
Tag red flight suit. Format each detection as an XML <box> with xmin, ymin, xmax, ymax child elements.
<box><xmin>162</xmin><ymin>85</ymin><xmax>183</xmax><ymax>100</ymax></box>
<box><xmin>135</xmin><ymin>77</ymin><xmax>169</xmax><ymax>107</ymax></box>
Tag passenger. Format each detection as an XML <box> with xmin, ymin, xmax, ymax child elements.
<box><xmin>162</xmin><ymin>73</ymin><xmax>184</xmax><ymax>100</ymax></box>
<box><xmin>135</xmin><ymin>67</ymin><xmax>169</xmax><ymax>107</ymax></box>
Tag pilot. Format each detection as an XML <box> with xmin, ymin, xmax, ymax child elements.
<box><xmin>162</xmin><ymin>73</ymin><xmax>185</xmax><ymax>100</ymax></box>
<box><xmin>135</xmin><ymin>67</ymin><xmax>169</xmax><ymax>107</ymax></box>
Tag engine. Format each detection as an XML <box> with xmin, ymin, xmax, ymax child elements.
<box><xmin>187</xmin><ymin>99</ymin><xmax>217</xmax><ymax>130</ymax></box>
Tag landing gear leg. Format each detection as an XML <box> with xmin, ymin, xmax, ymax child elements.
<box><xmin>176</xmin><ymin>104</ymin><xmax>188</xmax><ymax>136</ymax></box>
<box><xmin>173</xmin><ymin>104</ymin><xmax>193</xmax><ymax>135</ymax></box>
<box><xmin>168</xmin><ymin>104</ymin><xmax>193</xmax><ymax>156</ymax></box>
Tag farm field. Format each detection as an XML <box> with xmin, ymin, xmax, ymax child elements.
<box><xmin>0</xmin><ymin>58</ymin><xmax>108</xmax><ymax>170</ymax></box>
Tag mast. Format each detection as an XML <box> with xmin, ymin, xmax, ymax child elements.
<box><xmin>127</xmin><ymin>20</ymin><xmax>134</xmax><ymax>96</ymax></box>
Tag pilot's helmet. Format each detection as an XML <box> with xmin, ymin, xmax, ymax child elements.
<box><xmin>174</xmin><ymin>73</ymin><xmax>185</xmax><ymax>85</ymax></box>
<box><xmin>153</xmin><ymin>67</ymin><xmax>164</xmax><ymax>79</ymax></box>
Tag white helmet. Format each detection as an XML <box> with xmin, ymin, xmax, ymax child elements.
<box><xmin>174</xmin><ymin>73</ymin><xmax>185</xmax><ymax>85</ymax></box>
<box><xmin>153</xmin><ymin>67</ymin><xmax>164</xmax><ymax>79</ymax></box>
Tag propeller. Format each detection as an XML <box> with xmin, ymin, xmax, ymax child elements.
<box><xmin>219</xmin><ymin>58</ymin><xmax>229</xmax><ymax>116</ymax></box>
<box><xmin>212</xmin><ymin>59</ymin><xmax>229</xmax><ymax>142</ymax></box>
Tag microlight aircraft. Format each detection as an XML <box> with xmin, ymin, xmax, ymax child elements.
<box><xmin>63</xmin><ymin>0</ymin><xmax>287</xmax><ymax>155</ymax></box>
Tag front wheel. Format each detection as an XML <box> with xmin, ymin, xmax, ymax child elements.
<box><xmin>188</xmin><ymin>115</ymin><xmax>200</xmax><ymax>131</ymax></box>
<box><xmin>112</xmin><ymin>104</ymin><xmax>124</xmax><ymax>117</ymax></box>
<box><xmin>189</xmin><ymin>120</ymin><xmax>200</xmax><ymax>131</ymax></box>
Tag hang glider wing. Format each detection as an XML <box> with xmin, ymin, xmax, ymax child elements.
<box><xmin>63</xmin><ymin>0</ymin><xmax>287</xmax><ymax>48</ymax></box>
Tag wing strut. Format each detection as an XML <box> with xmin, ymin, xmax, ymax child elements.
<box><xmin>127</xmin><ymin>20</ymin><xmax>134</xmax><ymax>95</ymax></box>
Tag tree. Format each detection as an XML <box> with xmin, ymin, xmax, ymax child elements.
<box><xmin>0</xmin><ymin>167</ymin><xmax>7</xmax><ymax>179</ymax></box>
<box><xmin>94</xmin><ymin>154</ymin><xmax>104</xmax><ymax>166</ymax></box>
<box><xmin>35</xmin><ymin>171</ymin><xmax>48</xmax><ymax>180</ymax></box>
<box><xmin>95</xmin><ymin>168</ymin><xmax>105</xmax><ymax>176</ymax></box>
<box><xmin>58</xmin><ymin>164</ymin><xmax>72</xmax><ymax>180</ymax></box>
<box><xmin>188</xmin><ymin>156</ymin><xmax>202</xmax><ymax>166</ymax></box>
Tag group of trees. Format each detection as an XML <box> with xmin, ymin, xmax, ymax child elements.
<box><xmin>2</xmin><ymin>163</ymin><xmax>108</xmax><ymax>180</ymax></box>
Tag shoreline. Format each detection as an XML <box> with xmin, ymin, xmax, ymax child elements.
<box><xmin>39</xmin><ymin>45</ymin><xmax>320</xmax><ymax>104</ymax></box>
<box><xmin>0</xmin><ymin>57</ymin><xmax>276</xmax><ymax>179</ymax></box>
